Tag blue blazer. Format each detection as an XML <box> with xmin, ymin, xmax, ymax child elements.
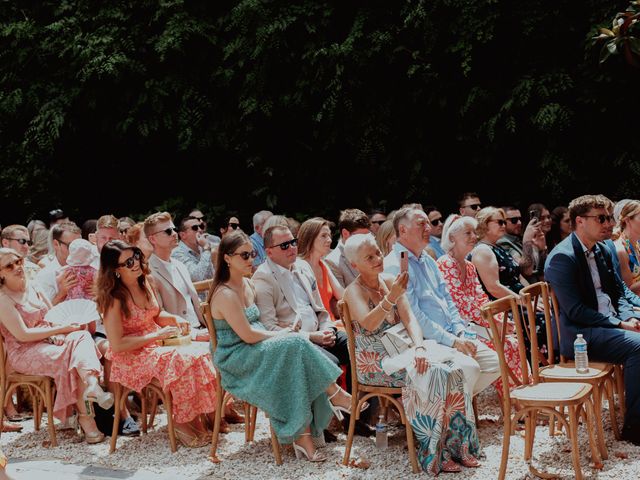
<box><xmin>544</xmin><ymin>233</ymin><xmax>635</xmax><ymax>356</ymax></box>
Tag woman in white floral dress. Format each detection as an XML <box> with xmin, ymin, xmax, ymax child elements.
<box><xmin>343</xmin><ymin>234</ymin><xmax>480</xmax><ymax>475</ymax></box>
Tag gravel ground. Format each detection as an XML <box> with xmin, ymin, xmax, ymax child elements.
<box><xmin>1</xmin><ymin>388</ymin><xmax>638</xmax><ymax>479</ymax></box>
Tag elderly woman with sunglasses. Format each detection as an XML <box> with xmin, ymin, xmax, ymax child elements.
<box><xmin>0</xmin><ymin>248</ymin><xmax>112</xmax><ymax>444</ymax></box>
<box><xmin>97</xmin><ymin>240</ymin><xmax>219</xmax><ymax>447</ymax></box>
<box><xmin>171</xmin><ymin>216</ymin><xmax>214</xmax><ymax>282</ymax></box>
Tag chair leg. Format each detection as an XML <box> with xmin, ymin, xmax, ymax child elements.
<box><xmin>591</xmin><ymin>384</ymin><xmax>608</xmax><ymax>460</ymax></box>
<box><xmin>249</xmin><ymin>405</ymin><xmax>257</xmax><ymax>441</ymax></box>
<box><xmin>210</xmin><ymin>386</ymin><xmax>225</xmax><ymax>458</ymax></box>
<box><xmin>163</xmin><ymin>390</ymin><xmax>177</xmax><ymax>453</ymax></box>
<box><xmin>614</xmin><ymin>364</ymin><xmax>625</xmax><ymax>418</ymax></box>
<box><xmin>605</xmin><ymin>376</ymin><xmax>620</xmax><ymax>440</ymax></box>
<box><xmin>243</xmin><ymin>401</ymin><xmax>251</xmax><ymax>443</ymax></box>
<box><xmin>110</xmin><ymin>384</ymin><xmax>123</xmax><ymax>453</ymax></box>
<box><xmin>44</xmin><ymin>381</ymin><xmax>57</xmax><ymax>447</ymax></box>
<box><xmin>342</xmin><ymin>390</ymin><xmax>360</xmax><ymax>466</ymax></box>
<box><xmin>584</xmin><ymin>399</ymin><xmax>602</xmax><ymax>467</ymax></box>
<box><xmin>404</xmin><ymin>418</ymin><xmax>420</xmax><ymax>474</ymax></box>
<box><xmin>148</xmin><ymin>391</ymin><xmax>158</xmax><ymax>429</ymax></box>
<box><xmin>141</xmin><ymin>390</ymin><xmax>148</xmax><ymax>434</ymax></box>
<box><xmin>567</xmin><ymin>405</ymin><xmax>583</xmax><ymax>480</ymax></box>
<box><xmin>524</xmin><ymin>411</ymin><xmax>534</xmax><ymax>461</ymax></box>
<box><xmin>269</xmin><ymin>422</ymin><xmax>282</xmax><ymax>465</ymax></box>
<box><xmin>498</xmin><ymin>412</ymin><xmax>511</xmax><ymax>480</ymax></box>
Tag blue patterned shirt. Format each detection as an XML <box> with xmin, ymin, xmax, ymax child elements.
<box><xmin>250</xmin><ymin>232</ymin><xmax>267</xmax><ymax>267</ymax></box>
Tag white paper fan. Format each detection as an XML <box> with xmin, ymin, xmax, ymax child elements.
<box><xmin>44</xmin><ymin>299</ymin><xmax>100</xmax><ymax>326</ymax></box>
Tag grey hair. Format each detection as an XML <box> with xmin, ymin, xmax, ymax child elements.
<box><xmin>344</xmin><ymin>233</ymin><xmax>378</xmax><ymax>264</ymax></box>
<box><xmin>441</xmin><ymin>215</ymin><xmax>478</xmax><ymax>253</ymax></box>
<box><xmin>252</xmin><ymin>210</ymin><xmax>274</xmax><ymax>229</ymax></box>
<box><xmin>392</xmin><ymin>207</ymin><xmax>422</xmax><ymax>236</ymax></box>
<box><xmin>262</xmin><ymin>215</ymin><xmax>289</xmax><ymax>233</ymax></box>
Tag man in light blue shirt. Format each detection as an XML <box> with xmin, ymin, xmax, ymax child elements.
<box><xmin>384</xmin><ymin>206</ymin><xmax>499</xmax><ymax>394</ymax></box>
<box><xmin>250</xmin><ymin>210</ymin><xmax>273</xmax><ymax>269</ymax></box>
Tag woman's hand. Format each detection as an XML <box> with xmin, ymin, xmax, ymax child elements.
<box><xmin>388</xmin><ymin>271</ymin><xmax>409</xmax><ymax>303</ymax></box>
<box><xmin>49</xmin><ymin>335</ymin><xmax>64</xmax><ymax>346</ymax></box>
<box><xmin>178</xmin><ymin>321</ymin><xmax>190</xmax><ymax>336</ymax></box>
<box><xmin>59</xmin><ymin>323</ymin><xmax>82</xmax><ymax>334</ymax></box>
<box><xmin>414</xmin><ymin>352</ymin><xmax>429</xmax><ymax>375</ymax></box>
<box><xmin>155</xmin><ymin>325</ymin><xmax>180</xmax><ymax>341</ymax></box>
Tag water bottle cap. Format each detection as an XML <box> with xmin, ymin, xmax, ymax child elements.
<box><xmin>577</xmin><ymin>334</ymin><xmax>583</xmax><ymax>338</ymax></box>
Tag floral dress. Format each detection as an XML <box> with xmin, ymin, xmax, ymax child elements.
<box><xmin>350</xmin><ymin>300</ymin><xmax>480</xmax><ymax>475</ymax></box>
<box><xmin>106</xmin><ymin>292</ymin><xmax>217</xmax><ymax>424</ymax></box>
<box><xmin>621</xmin><ymin>235</ymin><xmax>640</xmax><ymax>284</ymax></box>
<box><xmin>437</xmin><ymin>255</ymin><xmax>524</xmax><ymax>397</ymax></box>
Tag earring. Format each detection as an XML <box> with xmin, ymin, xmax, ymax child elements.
<box><xmin>115</xmin><ymin>272</ymin><xmax>121</xmax><ymax>279</ymax></box>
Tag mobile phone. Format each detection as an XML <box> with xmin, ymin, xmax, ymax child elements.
<box><xmin>400</xmin><ymin>251</ymin><xmax>408</xmax><ymax>273</ymax></box>
<box><xmin>529</xmin><ymin>210</ymin><xmax>539</xmax><ymax>222</ymax></box>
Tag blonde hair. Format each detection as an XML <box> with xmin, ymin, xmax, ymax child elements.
<box><xmin>618</xmin><ymin>200</ymin><xmax>640</xmax><ymax>233</ymax></box>
<box><xmin>97</xmin><ymin>215</ymin><xmax>119</xmax><ymax>230</ymax></box>
<box><xmin>0</xmin><ymin>248</ymin><xmax>22</xmax><ymax>285</ymax></box>
<box><xmin>475</xmin><ymin>207</ymin><xmax>505</xmax><ymax>240</ymax></box>
<box><xmin>375</xmin><ymin>220</ymin><xmax>396</xmax><ymax>256</ymax></box>
<box><xmin>1</xmin><ymin>225</ymin><xmax>29</xmax><ymax>240</ymax></box>
<box><xmin>143</xmin><ymin>212</ymin><xmax>172</xmax><ymax>237</ymax></box>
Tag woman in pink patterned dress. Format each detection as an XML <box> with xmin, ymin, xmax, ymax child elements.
<box><xmin>0</xmin><ymin>248</ymin><xmax>110</xmax><ymax>444</ymax></box>
<box><xmin>436</xmin><ymin>215</ymin><xmax>523</xmax><ymax>396</ymax></box>
<box><xmin>96</xmin><ymin>240</ymin><xmax>217</xmax><ymax>447</ymax></box>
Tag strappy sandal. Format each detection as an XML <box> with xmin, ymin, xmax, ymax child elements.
<box><xmin>78</xmin><ymin>413</ymin><xmax>105</xmax><ymax>444</ymax></box>
<box><xmin>441</xmin><ymin>459</ymin><xmax>462</xmax><ymax>473</ymax></box>
<box><xmin>293</xmin><ymin>433</ymin><xmax>327</xmax><ymax>462</ymax></box>
<box><xmin>327</xmin><ymin>386</ymin><xmax>369</xmax><ymax>421</ymax></box>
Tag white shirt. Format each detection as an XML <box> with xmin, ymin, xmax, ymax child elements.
<box><xmin>34</xmin><ymin>256</ymin><xmax>62</xmax><ymax>302</ymax></box>
<box><xmin>577</xmin><ymin>238</ymin><xmax>616</xmax><ymax>316</ymax></box>
<box><xmin>273</xmin><ymin>262</ymin><xmax>318</xmax><ymax>332</ymax></box>
<box><xmin>156</xmin><ymin>256</ymin><xmax>199</xmax><ymax>327</ymax></box>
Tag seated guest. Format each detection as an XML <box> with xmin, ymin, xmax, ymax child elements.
<box><xmin>458</xmin><ymin>192</ymin><xmax>482</xmax><ymax>218</ymax></box>
<box><xmin>48</xmin><ymin>209</ymin><xmax>69</xmax><ymax>228</ymax></box>
<box><xmin>249</xmin><ymin>210</ymin><xmax>273</xmax><ymax>269</ymax></box>
<box><xmin>436</xmin><ymin>215</ymin><xmax>523</xmax><ymax>396</ymax></box>
<box><xmin>0</xmin><ymin>248</ymin><xmax>111</xmax><ymax>444</ymax></box>
<box><xmin>61</xmin><ymin>239</ymin><xmax>98</xmax><ymax>301</ymax></box>
<box><xmin>425</xmin><ymin>205</ymin><xmax>446</xmax><ymax>259</ymax></box>
<box><xmin>95</xmin><ymin>215</ymin><xmax>120</xmax><ymax>254</ymax></box>
<box><xmin>209</xmin><ymin>231</ymin><xmax>363</xmax><ymax>462</ymax></box>
<box><xmin>188</xmin><ymin>209</ymin><xmax>221</xmax><ymax>249</ymax></box>
<box><xmin>496</xmin><ymin>206</ymin><xmax>524</xmax><ymax>260</ymax></box>
<box><xmin>34</xmin><ymin>222</ymin><xmax>81</xmax><ymax>305</ymax></box>
<box><xmin>344</xmin><ymin>234</ymin><xmax>480</xmax><ymax>474</ymax></box>
<box><xmin>27</xmin><ymin>220</ymin><xmax>49</xmax><ymax>265</ymax></box>
<box><xmin>375</xmin><ymin>220</ymin><xmax>396</xmax><ymax>257</ymax></box>
<box><xmin>384</xmin><ymin>206</ymin><xmax>500</xmax><ymax>395</ymax></box>
<box><xmin>171</xmin><ymin>216</ymin><xmax>214</xmax><ymax>282</ymax></box>
<box><xmin>117</xmin><ymin>217</ymin><xmax>135</xmax><ymax>239</ymax></box>
<box><xmin>545</xmin><ymin>194</ymin><xmax>640</xmax><ymax>445</ymax></box>
<box><xmin>1</xmin><ymin>225</ymin><xmax>40</xmax><ymax>281</ymax></box>
<box><xmin>97</xmin><ymin>240</ymin><xmax>217</xmax><ymax>447</ymax></box>
<box><xmin>547</xmin><ymin>206</ymin><xmax>571</xmax><ymax>251</ymax></box>
<box><xmin>368</xmin><ymin>210</ymin><xmax>387</xmax><ymax>235</ymax></box>
<box><xmin>297</xmin><ymin>218</ymin><xmax>344</xmax><ymax>321</ymax></box>
<box><xmin>125</xmin><ymin>223</ymin><xmax>153</xmax><ymax>259</ymax></box>
<box><xmin>218</xmin><ymin>215</ymin><xmax>241</xmax><ymax>239</ymax></box>
<box><xmin>262</xmin><ymin>215</ymin><xmax>290</xmax><ymax>232</ymax></box>
<box><xmin>525</xmin><ymin>203</ymin><xmax>552</xmax><ymax>282</ymax></box>
<box><xmin>144</xmin><ymin>212</ymin><xmax>204</xmax><ymax>330</ymax></box>
<box><xmin>614</xmin><ymin>200</ymin><xmax>640</xmax><ymax>295</ymax></box>
<box><xmin>81</xmin><ymin>219</ymin><xmax>98</xmax><ymax>245</ymax></box>
<box><xmin>325</xmin><ymin>209</ymin><xmax>371</xmax><ymax>288</ymax></box>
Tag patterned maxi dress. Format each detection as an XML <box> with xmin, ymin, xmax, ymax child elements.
<box><xmin>106</xmin><ymin>295</ymin><xmax>217</xmax><ymax>424</ymax></box>
<box><xmin>437</xmin><ymin>254</ymin><xmax>524</xmax><ymax>397</ymax></box>
<box><xmin>352</xmin><ymin>304</ymin><xmax>480</xmax><ymax>475</ymax></box>
<box><xmin>0</xmin><ymin>288</ymin><xmax>103</xmax><ymax>420</ymax></box>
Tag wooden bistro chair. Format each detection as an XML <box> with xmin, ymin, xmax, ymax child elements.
<box><xmin>481</xmin><ymin>295</ymin><xmax>602</xmax><ymax>480</ymax></box>
<box><xmin>202</xmin><ymin>301</ymin><xmax>281</xmax><ymax>464</ymax></box>
<box><xmin>0</xmin><ymin>330</ymin><xmax>57</xmax><ymax>446</ymax></box>
<box><xmin>521</xmin><ymin>281</ymin><xmax>620</xmax><ymax>459</ymax></box>
<box><xmin>339</xmin><ymin>301</ymin><xmax>420</xmax><ymax>474</ymax></box>
<box><xmin>194</xmin><ymin>279</ymin><xmax>214</xmax><ymax>302</ymax></box>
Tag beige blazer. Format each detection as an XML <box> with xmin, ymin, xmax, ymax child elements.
<box><xmin>252</xmin><ymin>258</ymin><xmax>332</xmax><ymax>332</ymax></box>
<box><xmin>148</xmin><ymin>253</ymin><xmax>205</xmax><ymax>327</ymax></box>
<box><xmin>324</xmin><ymin>241</ymin><xmax>358</xmax><ymax>288</ymax></box>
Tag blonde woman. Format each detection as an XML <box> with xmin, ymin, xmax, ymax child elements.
<box><xmin>375</xmin><ymin>220</ymin><xmax>396</xmax><ymax>256</ymax></box>
<box><xmin>614</xmin><ymin>200</ymin><xmax>640</xmax><ymax>295</ymax></box>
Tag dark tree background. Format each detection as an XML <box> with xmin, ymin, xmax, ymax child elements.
<box><xmin>0</xmin><ymin>0</ymin><xmax>638</xmax><ymax>226</ymax></box>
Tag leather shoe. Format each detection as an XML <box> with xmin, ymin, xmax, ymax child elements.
<box><xmin>224</xmin><ymin>407</ymin><xmax>245</xmax><ymax>424</ymax></box>
<box><xmin>2</xmin><ymin>421</ymin><xmax>23</xmax><ymax>433</ymax></box>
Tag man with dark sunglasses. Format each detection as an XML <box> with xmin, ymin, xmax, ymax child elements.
<box><xmin>0</xmin><ymin>224</ymin><xmax>40</xmax><ymax>280</ymax></box>
<box><xmin>171</xmin><ymin>216</ymin><xmax>214</xmax><ymax>282</ymax></box>
<box><xmin>188</xmin><ymin>208</ymin><xmax>221</xmax><ymax>249</ymax></box>
<box><xmin>546</xmin><ymin>194</ymin><xmax>640</xmax><ymax>446</ymax></box>
<box><xmin>368</xmin><ymin>210</ymin><xmax>387</xmax><ymax>235</ymax></box>
<box><xmin>497</xmin><ymin>206</ymin><xmax>545</xmax><ymax>280</ymax></box>
<box><xmin>425</xmin><ymin>206</ymin><xmax>446</xmax><ymax>259</ymax></box>
<box><xmin>458</xmin><ymin>192</ymin><xmax>482</xmax><ymax>218</ymax></box>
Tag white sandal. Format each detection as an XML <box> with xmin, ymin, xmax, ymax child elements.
<box><xmin>327</xmin><ymin>386</ymin><xmax>369</xmax><ymax>421</ymax></box>
<box><xmin>293</xmin><ymin>433</ymin><xmax>327</xmax><ymax>462</ymax></box>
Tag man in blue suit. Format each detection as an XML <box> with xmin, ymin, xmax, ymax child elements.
<box><xmin>545</xmin><ymin>194</ymin><xmax>640</xmax><ymax>445</ymax></box>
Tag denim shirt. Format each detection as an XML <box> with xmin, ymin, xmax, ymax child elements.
<box><xmin>383</xmin><ymin>242</ymin><xmax>466</xmax><ymax>347</ymax></box>
<box><xmin>250</xmin><ymin>232</ymin><xmax>267</xmax><ymax>267</ymax></box>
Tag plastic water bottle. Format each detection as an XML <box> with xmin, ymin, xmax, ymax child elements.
<box><xmin>574</xmin><ymin>334</ymin><xmax>589</xmax><ymax>374</ymax></box>
<box><xmin>375</xmin><ymin>415</ymin><xmax>388</xmax><ymax>449</ymax></box>
<box><xmin>463</xmin><ymin>328</ymin><xmax>477</xmax><ymax>341</ymax></box>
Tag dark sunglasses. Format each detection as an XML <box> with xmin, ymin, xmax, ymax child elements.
<box><xmin>151</xmin><ymin>227</ymin><xmax>178</xmax><ymax>236</ymax></box>
<box><xmin>507</xmin><ymin>217</ymin><xmax>522</xmax><ymax>225</ymax></box>
<box><xmin>581</xmin><ymin>214</ymin><xmax>615</xmax><ymax>224</ymax></box>
<box><xmin>228</xmin><ymin>222</ymin><xmax>240</xmax><ymax>230</ymax></box>
<box><xmin>268</xmin><ymin>238</ymin><xmax>298</xmax><ymax>250</ymax></box>
<box><xmin>465</xmin><ymin>203</ymin><xmax>482</xmax><ymax>211</ymax></box>
<box><xmin>1</xmin><ymin>257</ymin><xmax>24</xmax><ymax>271</ymax></box>
<box><xmin>371</xmin><ymin>220</ymin><xmax>386</xmax><ymax>226</ymax></box>
<box><xmin>189</xmin><ymin>223</ymin><xmax>206</xmax><ymax>232</ymax></box>
<box><xmin>430</xmin><ymin>217</ymin><xmax>443</xmax><ymax>226</ymax></box>
<box><xmin>117</xmin><ymin>250</ymin><xmax>142</xmax><ymax>269</ymax></box>
<box><xmin>490</xmin><ymin>219</ymin><xmax>507</xmax><ymax>227</ymax></box>
<box><xmin>6</xmin><ymin>238</ymin><xmax>33</xmax><ymax>246</ymax></box>
<box><xmin>229</xmin><ymin>250</ymin><xmax>258</xmax><ymax>261</ymax></box>
<box><xmin>119</xmin><ymin>228</ymin><xmax>130</xmax><ymax>235</ymax></box>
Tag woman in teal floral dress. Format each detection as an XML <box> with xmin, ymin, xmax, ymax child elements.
<box><xmin>343</xmin><ymin>234</ymin><xmax>480</xmax><ymax>475</ymax></box>
<box><xmin>208</xmin><ymin>231</ymin><xmax>363</xmax><ymax>462</ymax></box>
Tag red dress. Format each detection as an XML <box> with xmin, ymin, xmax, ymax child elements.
<box><xmin>106</xmin><ymin>295</ymin><xmax>217</xmax><ymax>423</ymax></box>
<box><xmin>437</xmin><ymin>254</ymin><xmax>524</xmax><ymax>396</ymax></box>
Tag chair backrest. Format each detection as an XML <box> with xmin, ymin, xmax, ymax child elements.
<box><xmin>481</xmin><ymin>295</ymin><xmax>531</xmax><ymax>401</ymax></box>
<box><xmin>193</xmin><ymin>279</ymin><xmax>214</xmax><ymax>301</ymax></box>
<box><xmin>201</xmin><ymin>301</ymin><xmax>218</xmax><ymax>352</ymax></box>
<box><xmin>520</xmin><ymin>281</ymin><xmax>558</xmax><ymax>366</ymax></box>
<box><xmin>548</xmin><ymin>288</ymin><xmax>565</xmax><ymax>363</ymax></box>
<box><xmin>0</xmin><ymin>328</ymin><xmax>7</xmax><ymax>387</ymax></box>
<box><xmin>338</xmin><ymin>300</ymin><xmax>360</xmax><ymax>394</ymax></box>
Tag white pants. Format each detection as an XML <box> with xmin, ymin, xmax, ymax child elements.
<box><xmin>452</xmin><ymin>341</ymin><xmax>501</xmax><ymax>395</ymax></box>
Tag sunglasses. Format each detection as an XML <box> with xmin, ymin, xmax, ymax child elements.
<box><xmin>151</xmin><ymin>227</ymin><xmax>178</xmax><ymax>236</ymax></box>
<box><xmin>1</xmin><ymin>258</ymin><xmax>24</xmax><ymax>272</ymax></box>
<box><xmin>430</xmin><ymin>217</ymin><xmax>443</xmax><ymax>226</ymax></box>
<box><xmin>119</xmin><ymin>228</ymin><xmax>130</xmax><ymax>235</ymax></box>
<box><xmin>490</xmin><ymin>219</ymin><xmax>507</xmax><ymax>227</ymax></box>
<box><xmin>189</xmin><ymin>223</ymin><xmax>206</xmax><ymax>232</ymax></box>
<box><xmin>507</xmin><ymin>217</ymin><xmax>522</xmax><ymax>225</ymax></box>
<box><xmin>5</xmin><ymin>238</ymin><xmax>33</xmax><ymax>246</ymax></box>
<box><xmin>371</xmin><ymin>220</ymin><xmax>386</xmax><ymax>226</ymax></box>
<box><xmin>228</xmin><ymin>222</ymin><xmax>240</xmax><ymax>230</ymax></box>
<box><xmin>117</xmin><ymin>250</ymin><xmax>142</xmax><ymax>269</ymax></box>
<box><xmin>581</xmin><ymin>214</ymin><xmax>615</xmax><ymax>224</ymax></box>
<box><xmin>268</xmin><ymin>238</ymin><xmax>298</xmax><ymax>250</ymax></box>
<box><xmin>465</xmin><ymin>203</ymin><xmax>482</xmax><ymax>211</ymax></box>
<box><xmin>229</xmin><ymin>250</ymin><xmax>258</xmax><ymax>261</ymax></box>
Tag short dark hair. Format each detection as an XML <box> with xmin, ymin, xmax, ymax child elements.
<box><xmin>458</xmin><ymin>192</ymin><xmax>479</xmax><ymax>207</ymax></box>
<box><xmin>337</xmin><ymin>209</ymin><xmax>371</xmax><ymax>234</ymax></box>
<box><xmin>568</xmin><ymin>195</ymin><xmax>607</xmax><ymax>228</ymax></box>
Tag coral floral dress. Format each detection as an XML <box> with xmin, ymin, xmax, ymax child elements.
<box><xmin>437</xmin><ymin>254</ymin><xmax>523</xmax><ymax>396</ymax></box>
<box><xmin>106</xmin><ymin>291</ymin><xmax>217</xmax><ymax>423</ymax></box>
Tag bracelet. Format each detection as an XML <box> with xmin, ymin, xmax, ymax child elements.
<box><xmin>379</xmin><ymin>301</ymin><xmax>392</xmax><ymax>314</ymax></box>
<box><xmin>415</xmin><ymin>345</ymin><xmax>426</xmax><ymax>351</ymax></box>
<box><xmin>383</xmin><ymin>295</ymin><xmax>396</xmax><ymax>308</ymax></box>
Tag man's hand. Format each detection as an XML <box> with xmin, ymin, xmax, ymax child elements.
<box><xmin>620</xmin><ymin>318</ymin><xmax>640</xmax><ymax>331</ymax></box>
<box><xmin>197</xmin><ymin>233</ymin><xmax>210</xmax><ymax>250</ymax></box>
<box><xmin>310</xmin><ymin>330</ymin><xmax>335</xmax><ymax>346</ymax></box>
<box><xmin>453</xmin><ymin>338</ymin><xmax>477</xmax><ymax>357</ymax></box>
<box><xmin>55</xmin><ymin>269</ymin><xmax>78</xmax><ymax>296</ymax></box>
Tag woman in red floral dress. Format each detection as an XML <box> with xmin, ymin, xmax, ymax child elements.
<box><xmin>436</xmin><ymin>215</ymin><xmax>523</xmax><ymax>397</ymax></box>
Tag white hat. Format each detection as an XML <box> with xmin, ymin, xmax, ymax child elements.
<box><xmin>66</xmin><ymin>239</ymin><xmax>99</xmax><ymax>267</ymax></box>
<box><xmin>614</xmin><ymin>199</ymin><xmax>632</xmax><ymax>225</ymax></box>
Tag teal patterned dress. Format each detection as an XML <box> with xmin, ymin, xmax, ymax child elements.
<box><xmin>212</xmin><ymin>304</ymin><xmax>342</xmax><ymax>444</ymax></box>
<box><xmin>352</xmin><ymin>305</ymin><xmax>480</xmax><ymax>475</ymax></box>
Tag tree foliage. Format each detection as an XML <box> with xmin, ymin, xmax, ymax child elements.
<box><xmin>0</xmin><ymin>0</ymin><xmax>637</xmax><ymax>224</ymax></box>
